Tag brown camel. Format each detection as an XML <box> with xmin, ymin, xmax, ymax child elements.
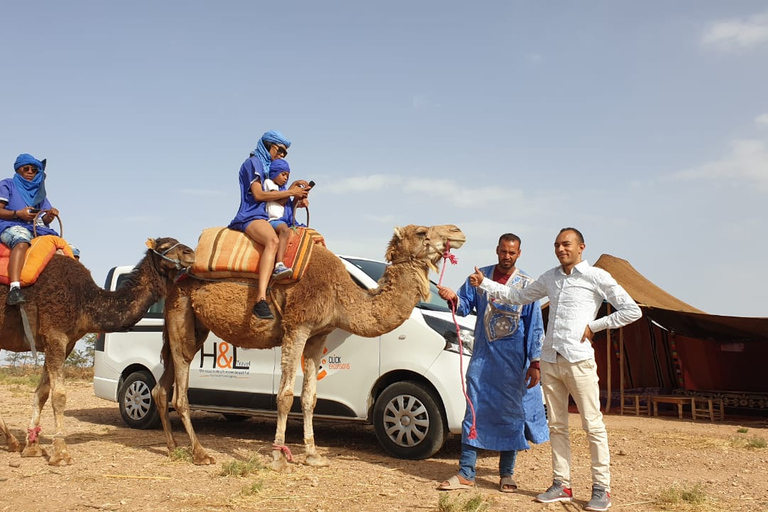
<box><xmin>154</xmin><ymin>224</ymin><xmax>465</xmax><ymax>469</ymax></box>
<box><xmin>0</xmin><ymin>237</ymin><xmax>194</xmax><ymax>465</ymax></box>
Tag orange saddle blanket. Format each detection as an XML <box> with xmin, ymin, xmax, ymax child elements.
<box><xmin>191</xmin><ymin>227</ymin><xmax>325</xmax><ymax>282</ymax></box>
<box><xmin>0</xmin><ymin>235</ymin><xmax>76</xmax><ymax>287</ymax></box>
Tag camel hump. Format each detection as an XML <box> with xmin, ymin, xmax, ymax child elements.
<box><xmin>191</xmin><ymin>226</ymin><xmax>326</xmax><ymax>282</ymax></box>
<box><xmin>0</xmin><ymin>235</ymin><xmax>76</xmax><ymax>287</ymax></box>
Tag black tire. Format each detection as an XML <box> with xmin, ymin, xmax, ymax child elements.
<box><xmin>118</xmin><ymin>370</ymin><xmax>161</xmax><ymax>429</ymax></box>
<box><xmin>372</xmin><ymin>381</ymin><xmax>446</xmax><ymax>460</ymax></box>
<box><xmin>221</xmin><ymin>413</ymin><xmax>249</xmax><ymax>422</ymax></box>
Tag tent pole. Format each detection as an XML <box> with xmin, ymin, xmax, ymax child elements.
<box><xmin>606</xmin><ymin>303</ymin><xmax>612</xmax><ymax>414</ymax></box>
<box><xmin>620</xmin><ymin>325</ymin><xmax>625</xmax><ymax>416</ymax></box>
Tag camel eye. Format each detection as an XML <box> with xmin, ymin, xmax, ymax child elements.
<box><xmin>416</xmin><ymin>229</ymin><xmax>428</xmax><ymax>238</ymax></box>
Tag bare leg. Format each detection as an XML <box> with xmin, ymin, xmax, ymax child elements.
<box><xmin>301</xmin><ymin>335</ymin><xmax>329</xmax><ymax>467</ymax></box>
<box><xmin>275</xmin><ymin>224</ymin><xmax>291</xmax><ymax>265</ymax></box>
<box><xmin>244</xmin><ymin>219</ymin><xmax>279</xmax><ymax>301</ymax></box>
<box><xmin>22</xmin><ymin>367</ymin><xmax>51</xmax><ymax>458</ymax></box>
<box><xmin>8</xmin><ymin>243</ymin><xmax>30</xmax><ymax>283</ymax></box>
<box><xmin>272</xmin><ymin>326</ymin><xmax>311</xmax><ymax>472</ymax></box>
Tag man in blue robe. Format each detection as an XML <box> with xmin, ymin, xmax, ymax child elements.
<box><xmin>437</xmin><ymin>233</ymin><xmax>549</xmax><ymax>492</ymax></box>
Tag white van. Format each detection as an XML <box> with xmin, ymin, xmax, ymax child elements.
<box><xmin>93</xmin><ymin>255</ymin><xmax>475</xmax><ymax>460</ymax></box>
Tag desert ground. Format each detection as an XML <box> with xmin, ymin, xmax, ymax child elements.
<box><xmin>1</xmin><ymin>376</ymin><xmax>767</xmax><ymax>512</ymax></box>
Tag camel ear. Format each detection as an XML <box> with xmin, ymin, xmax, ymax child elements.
<box><xmin>393</xmin><ymin>226</ymin><xmax>404</xmax><ymax>240</ymax></box>
<box><xmin>146</xmin><ymin>238</ymin><xmax>157</xmax><ymax>250</ymax></box>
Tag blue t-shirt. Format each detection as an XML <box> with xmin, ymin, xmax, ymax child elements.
<box><xmin>0</xmin><ymin>178</ymin><xmax>58</xmax><ymax>237</ymax></box>
<box><xmin>228</xmin><ymin>157</ymin><xmax>269</xmax><ymax>232</ymax></box>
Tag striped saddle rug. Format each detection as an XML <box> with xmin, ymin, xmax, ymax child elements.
<box><xmin>191</xmin><ymin>227</ymin><xmax>325</xmax><ymax>282</ymax></box>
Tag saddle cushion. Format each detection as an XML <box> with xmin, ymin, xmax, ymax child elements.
<box><xmin>0</xmin><ymin>235</ymin><xmax>76</xmax><ymax>287</ymax></box>
<box><xmin>191</xmin><ymin>227</ymin><xmax>325</xmax><ymax>281</ymax></box>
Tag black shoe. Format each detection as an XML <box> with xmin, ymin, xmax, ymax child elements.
<box><xmin>6</xmin><ymin>287</ymin><xmax>26</xmax><ymax>306</ymax></box>
<box><xmin>252</xmin><ymin>299</ymin><xmax>274</xmax><ymax>319</ymax></box>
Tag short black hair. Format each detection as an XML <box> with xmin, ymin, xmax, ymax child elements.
<box><xmin>498</xmin><ymin>233</ymin><xmax>521</xmax><ymax>247</ymax></box>
<box><xmin>558</xmin><ymin>227</ymin><xmax>584</xmax><ymax>244</ymax></box>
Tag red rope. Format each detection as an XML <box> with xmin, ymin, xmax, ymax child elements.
<box><xmin>27</xmin><ymin>425</ymin><xmax>42</xmax><ymax>443</ymax></box>
<box><xmin>438</xmin><ymin>245</ymin><xmax>477</xmax><ymax>440</ymax></box>
<box><xmin>272</xmin><ymin>443</ymin><xmax>294</xmax><ymax>462</ymax></box>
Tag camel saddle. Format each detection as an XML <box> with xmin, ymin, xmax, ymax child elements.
<box><xmin>0</xmin><ymin>235</ymin><xmax>76</xmax><ymax>287</ymax></box>
<box><xmin>191</xmin><ymin>226</ymin><xmax>325</xmax><ymax>282</ymax></box>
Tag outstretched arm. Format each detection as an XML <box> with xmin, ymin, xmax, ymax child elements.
<box><xmin>473</xmin><ymin>269</ymin><xmax>547</xmax><ymax>306</ymax></box>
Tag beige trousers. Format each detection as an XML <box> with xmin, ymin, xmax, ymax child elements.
<box><xmin>541</xmin><ymin>355</ymin><xmax>610</xmax><ymax>490</ymax></box>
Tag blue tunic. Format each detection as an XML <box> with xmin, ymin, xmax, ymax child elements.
<box><xmin>228</xmin><ymin>156</ymin><xmax>299</xmax><ymax>231</ymax></box>
<box><xmin>228</xmin><ymin>157</ymin><xmax>268</xmax><ymax>232</ymax></box>
<box><xmin>456</xmin><ymin>265</ymin><xmax>549</xmax><ymax>451</ymax></box>
<box><xmin>0</xmin><ymin>178</ymin><xmax>57</xmax><ymax>237</ymax></box>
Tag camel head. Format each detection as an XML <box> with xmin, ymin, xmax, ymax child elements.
<box><xmin>385</xmin><ymin>224</ymin><xmax>466</xmax><ymax>273</ymax></box>
<box><xmin>145</xmin><ymin>237</ymin><xmax>196</xmax><ymax>275</ymax></box>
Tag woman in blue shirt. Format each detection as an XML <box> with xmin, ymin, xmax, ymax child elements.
<box><xmin>228</xmin><ymin>131</ymin><xmax>308</xmax><ymax>319</ymax></box>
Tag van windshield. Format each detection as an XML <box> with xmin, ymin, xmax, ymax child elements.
<box><xmin>341</xmin><ymin>257</ymin><xmax>450</xmax><ymax>313</ymax></box>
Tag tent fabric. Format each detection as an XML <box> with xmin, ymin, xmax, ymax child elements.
<box><xmin>546</xmin><ymin>254</ymin><xmax>768</xmax><ymax>407</ymax></box>
<box><xmin>593</xmin><ymin>255</ymin><xmax>703</xmax><ymax>313</ymax></box>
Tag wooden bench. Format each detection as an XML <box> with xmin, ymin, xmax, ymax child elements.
<box><xmin>691</xmin><ymin>397</ymin><xmax>725</xmax><ymax>422</ymax></box>
<box><xmin>651</xmin><ymin>395</ymin><xmax>690</xmax><ymax>419</ymax></box>
<box><xmin>621</xmin><ymin>394</ymin><xmax>650</xmax><ymax>416</ymax></box>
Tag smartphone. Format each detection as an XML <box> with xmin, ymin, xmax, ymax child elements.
<box><xmin>307</xmin><ymin>180</ymin><xmax>316</xmax><ymax>189</ymax></box>
<box><xmin>29</xmin><ymin>208</ymin><xmax>41</xmax><ymax>214</ymax></box>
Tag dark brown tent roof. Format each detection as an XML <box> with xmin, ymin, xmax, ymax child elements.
<box><xmin>593</xmin><ymin>254</ymin><xmax>703</xmax><ymax>313</ymax></box>
<box><xmin>593</xmin><ymin>254</ymin><xmax>768</xmax><ymax>344</ymax></box>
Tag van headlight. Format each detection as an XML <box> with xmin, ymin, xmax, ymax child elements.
<box><xmin>422</xmin><ymin>315</ymin><xmax>474</xmax><ymax>356</ymax></box>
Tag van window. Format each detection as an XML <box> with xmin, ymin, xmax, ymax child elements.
<box><xmin>116</xmin><ymin>273</ymin><xmax>165</xmax><ymax>318</ymax></box>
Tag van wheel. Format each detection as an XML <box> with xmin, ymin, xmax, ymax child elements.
<box><xmin>373</xmin><ymin>381</ymin><xmax>446</xmax><ymax>460</ymax></box>
<box><xmin>118</xmin><ymin>370</ymin><xmax>160</xmax><ymax>429</ymax></box>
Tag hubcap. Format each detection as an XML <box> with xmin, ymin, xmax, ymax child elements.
<box><xmin>124</xmin><ymin>380</ymin><xmax>152</xmax><ymax>420</ymax></box>
<box><xmin>382</xmin><ymin>394</ymin><xmax>430</xmax><ymax>448</ymax></box>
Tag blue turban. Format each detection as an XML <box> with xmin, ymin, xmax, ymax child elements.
<box><xmin>13</xmin><ymin>153</ymin><xmax>47</xmax><ymax>207</ymax></box>
<box><xmin>253</xmin><ymin>130</ymin><xmax>291</xmax><ymax>182</ymax></box>
<box><xmin>269</xmin><ymin>158</ymin><xmax>290</xmax><ymax>180</ymax></box>
<box><xmin>14</xmin><ymin>153</ymin><xmax>44</xmax><ymax>172</ymax></box>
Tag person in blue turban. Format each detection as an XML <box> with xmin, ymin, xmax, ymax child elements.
<box><xmin>1</xmin><ymin>153</ymin><xmax>60</xmax><ymax>305</ymax></box>
<box><xmin>228</xmin><ymin>131</ymin><xmax>310</xmax><ymax>319</ymax></box>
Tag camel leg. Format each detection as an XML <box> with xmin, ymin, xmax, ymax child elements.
<box><xmin>163</xmin><ymin>306</ymin><xmax>215</xmax><ymax>465</ymax></box>
<box><xmin>301</xmin><ymin>335</ymin><xmax>329</xmax><ymax>467</ymax></box>
<box><xmin>152</xmin><ymin>352</ymin><xmax>178</xmax><ymax>454</ymax></box>
<box><xmin>43</xmin><ymin>352</ymin><xmax>73</xmax><ymax>466</ymax></box>
<box><xmin>272</xmin><ymin>326</ymin><xmax>311</xmax><ymax>472</ymax></box>
<box><xmin>0</xmin><ymin>413</ymin><xmax>21</xmax><ymax>453</ymax></box>
<box><xmin>21</xmin><ymin>367</ymin><xmax>50</xmax><ymax>458</ymax></box>
<box><xmin>171</xmin><ymin>352</ymin><xmax>214</xmax><ymax>464</ymax></box>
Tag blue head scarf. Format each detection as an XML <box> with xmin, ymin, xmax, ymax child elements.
<box><xmin>253</xmin><ymin>130</ymin><xmax>291</xmax><ymax>181</ymax></box>
<box><xmin>268</xmin><ymin>158</ymin><xmax>290</xmax><ymax>180</ymax></box>
<box><xmin>13</xmin><ymin>153</ymin><xmax>47</xmax><ymax>207</ymax></box>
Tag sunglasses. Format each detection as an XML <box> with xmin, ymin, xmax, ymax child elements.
<box><xmin>18</xmin><ymin>165</ymin><xmax>39</xmax><ymax>174</ymax></box>
<box><xmin>275</xmin><ymin>145</ymin><xmax>288</xmax><ymax>157</ymax></box>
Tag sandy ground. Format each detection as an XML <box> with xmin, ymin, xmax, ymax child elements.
<box><xmin>1</xmin><ymin>379</ymin><xmax>767</xmax><ymax>512</ymax></box>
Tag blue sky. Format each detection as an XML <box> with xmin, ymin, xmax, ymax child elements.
<box><xmin>1</xmin><ymin>1</ymin><xmax>766</xmax><ymax>316</ymax></box>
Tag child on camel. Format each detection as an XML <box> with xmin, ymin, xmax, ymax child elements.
<box><xmin>263</xmin><ymin>158</ymin><xmax>295</xmax><ymax>280</ymax></box>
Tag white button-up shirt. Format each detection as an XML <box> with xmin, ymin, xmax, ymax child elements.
<box><xmin>479</xmin><ymin>260</ymin><xmax>642</xmax><ymax>363</ymax></box>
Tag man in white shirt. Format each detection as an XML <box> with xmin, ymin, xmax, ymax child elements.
<box><xmin>469</xmin><ymin>227</ymin><xmax>641</xmax><ymax>512</ymax></box>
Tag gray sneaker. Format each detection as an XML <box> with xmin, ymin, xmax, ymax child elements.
<box><xmin>535</xmin><ymin>480</ymin><xmax>573</xmax><ymax>503</ymax></box>
<box><xmin>584</xmin><ymin>485</ymin><xmax>612</xmax><ymax>511</ymax></box>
